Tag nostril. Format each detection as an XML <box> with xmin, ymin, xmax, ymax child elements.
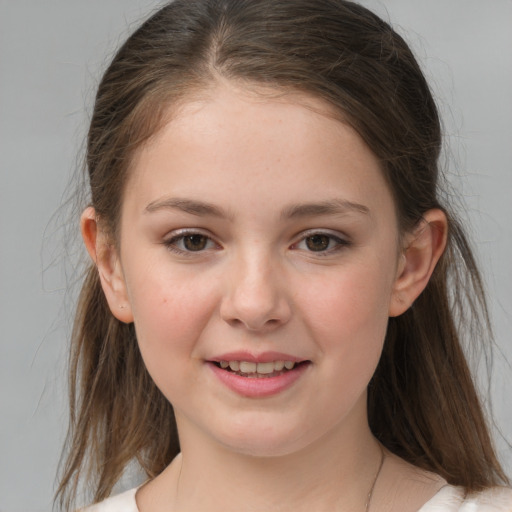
<box><xmin>224</xmin><ymin>316</ymin><xmax>281</xmax><ymax>331</ymax></box>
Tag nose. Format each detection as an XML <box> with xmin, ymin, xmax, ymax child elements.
<box><xmin>220</xmin><ymin>251</ymin><xmax>292</xmax><ymax>332</ymax></box>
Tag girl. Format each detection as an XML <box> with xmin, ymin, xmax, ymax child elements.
<box><xmin>57</xmin><ymin>0</ymin><xmax>512</xmax><ymax>510</ymax></box>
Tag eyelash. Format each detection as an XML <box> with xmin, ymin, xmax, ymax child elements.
<box><xmin>163</xmin><ymin>229</ymin><xmax>350</xmax><ymax>256</ymax></box>
<box><xmin>163</xmin><ymin>230</ymin><xmax>219</xmax><ymax>255</ymax></box>
<box><xmin>290</xmin><ymin>231</ymin><xmax>350</xmax><ymax>255</ymax></box>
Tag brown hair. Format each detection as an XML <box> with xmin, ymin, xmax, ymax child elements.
<box><xmin>57</xmin><ymin>0</ymin><xmax>509</xmax><ymax>508</ymax></box>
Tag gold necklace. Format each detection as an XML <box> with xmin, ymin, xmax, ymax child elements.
<box><xmin>365</xmin><ymin>445</ymin><xmax>385</xmax><ymax>512</ymax></box>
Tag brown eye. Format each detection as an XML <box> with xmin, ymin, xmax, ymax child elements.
<box><xmin>292</xmin><ymin>232</ymin><xmax>349</xmax><ymax>254</ymax></box>
<box><xmin>183</xmin><ymin>234</ymin><xmax>209</xmax><ymax>251</ymax></box>
<box><xmin>305</xmin><ymin>234</ymin><xmax>331</xmax><ymax>251</ymax></box>
<box><xmin>165</xmin><ymin>232</ymin><xmax>217</xmax><ymax>254</ymax></box>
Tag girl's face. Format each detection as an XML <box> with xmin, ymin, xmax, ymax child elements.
<box><xmin>110</xmin><ymin>84</ymin><xmax>405</xmax><ymax>456</ymax></box>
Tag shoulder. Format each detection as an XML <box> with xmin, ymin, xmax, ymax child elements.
<box><xmin>419</xmin><ymin>485</ymin><xmax>512</xmax><ymax>511</ymax></box>
<box><xmin>463</xmin><ymin>487</ymin><xmax>512</xmax><ymax>511</ymax></box>
<box><xmin>80</xmin><ymin>488</ymin><xmax>139</xmax><ymax>512</ymax></box>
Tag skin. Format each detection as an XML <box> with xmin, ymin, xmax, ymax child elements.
<box><xmin>82</xmin><ymin>82</ymin><xmax>448</xmax><ymax>511</ymax></box>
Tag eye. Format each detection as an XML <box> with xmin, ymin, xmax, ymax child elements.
<box><xmin>292</xmin><ymin>231</ymin><xmax>349</xmax><ymax>253</ymax></box>
<box><xmin>304</xmin><ymin>234</ymin><xmax>331</xmax><ymax>251</ymax></box>
<box><xmin>164</xmin><ymin>231</ymin><xmax>218</xmax><ymax>253</ymax></box>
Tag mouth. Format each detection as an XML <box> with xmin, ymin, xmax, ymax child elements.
<box><xmin>207</xmin><ymin>352</ymin><xmax>311</xmax><ymax>397</ymax></box>
<box><xmin>211</xmin><ymin>360</ymin><xmax>310</xmax><ymax>378</ymax></box>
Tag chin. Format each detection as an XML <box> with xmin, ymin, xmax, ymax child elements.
<box><xmin>211</xmin><ymin>416</ymin><xmax>316</xmax><ymax>458</ymax></box>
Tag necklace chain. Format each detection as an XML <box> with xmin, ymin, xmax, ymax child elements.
<box><xmin>365</xmin><ymin>445</ymin><xmax>385</xmax><ymax>512</ymax></box>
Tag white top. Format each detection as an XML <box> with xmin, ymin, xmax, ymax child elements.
<box><xmin>84</xmin><ymin>485</ymin><xmax>512</xmax><ymax>511</ymax></box>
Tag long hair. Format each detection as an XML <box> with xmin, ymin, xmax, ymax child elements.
<box><xmin>57</xmin><ymin>0</ymin><xmax>509</xmax><ymax>508</ymax></box>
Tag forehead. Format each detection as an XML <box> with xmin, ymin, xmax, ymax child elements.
<box><xmin>124</xmin><ymin>82</ymin><xmax>394</xmax><ymax>221</ymax></box>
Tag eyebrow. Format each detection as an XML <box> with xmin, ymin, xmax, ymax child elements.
<box><xmin>144</xmin><ymin>197</ymin><xmax>370</xmax><ymax>219</ymax></box>
<box><xmin>144</xmin><ymin>197</ymin><xmax>231</xmax><ymax>218</ymax></box>
<box><xmin>280</xmin><ymin>199</ymin><xmax>370</xmax><ymax>219</ymax></box>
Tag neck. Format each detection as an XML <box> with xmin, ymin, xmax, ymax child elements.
<box><xmin>145</xmin><ymin>404</ymin><xmax>383</xmax><ymax>512</ymax></box>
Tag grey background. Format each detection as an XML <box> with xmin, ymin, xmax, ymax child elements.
<box><xmin>1</xmin><ymin>1</ymin><xmax>511</xmax><ymax>510</ymax></box>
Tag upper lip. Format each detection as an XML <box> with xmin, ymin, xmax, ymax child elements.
<box><xmin>208</xmin><ymin>351</ymin><xmax>307</xmax><ymax>364</ymax></box>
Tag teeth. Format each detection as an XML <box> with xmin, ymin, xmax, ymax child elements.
<box><xmin>239</xmin><ymin>361</ymin><xmax>257</xmax><ymax>373</ymax></box>
<box><xmin>229</xmin><ymin>361</ymin><xmax>240</xmax><ymax>371</ymax></box>
<box><xmin>220</xmin><ymin>360</ymin><xmax>297</xmax><ymax>374</ymax></box>
<box><xmin>256</xmin><ymin>362</ymin><xmax>275</xmax><ymax>374</ymax></box>
<box><xmin>274</xmin><ymin>361</ymin><xmax>285</xmax><ymax>371</ymax></box>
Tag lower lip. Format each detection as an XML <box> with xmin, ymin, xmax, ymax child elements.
<box><xmin>208</xmin><ymin>362</ymin><xmax>310</xmax><ymax>398</ymax></box>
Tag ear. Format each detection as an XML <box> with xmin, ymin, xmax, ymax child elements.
<box><xmin>81</xmin><ymin>207</ymin><xmax>134</xmax><ymax>323</ymax></box>
<box><xmin>389</xmin><ymin>209</ymin><xmax>448</xmax><ymax>317</ymax></box>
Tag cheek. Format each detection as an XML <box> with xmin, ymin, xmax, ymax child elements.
<box><xmin>308</xmin><ymin>261</ymin><xmax>392</xmax><ymax>326</ymax></box>
<box><xmin>296</xmin><ymin>265</ymin><xmax>393</xmax><ymax>425</ymax></box>
<box><xmin>302</xmin><ymin>259</ymin><xmax>394</xmax><ymax>369</ymax></box>
<box><xmin>131</xmin><ymin>278</ymin><xmax>204</xmax><ymax>338</ymax></box>
<box><xmin>122</xmin><ymin>261</ymin><xmax>219</xmax><ymax>384</ymax></box>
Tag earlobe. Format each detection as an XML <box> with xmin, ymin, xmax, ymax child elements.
<box><xmin>389</xmin><ymin>209</ymin><xmax>448</xmax><ymax>317</ymax></box>
<box><xmin>80</xmin><ymin>207</ymin><xmax>134</xmax><ymax>323</ymax></box>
